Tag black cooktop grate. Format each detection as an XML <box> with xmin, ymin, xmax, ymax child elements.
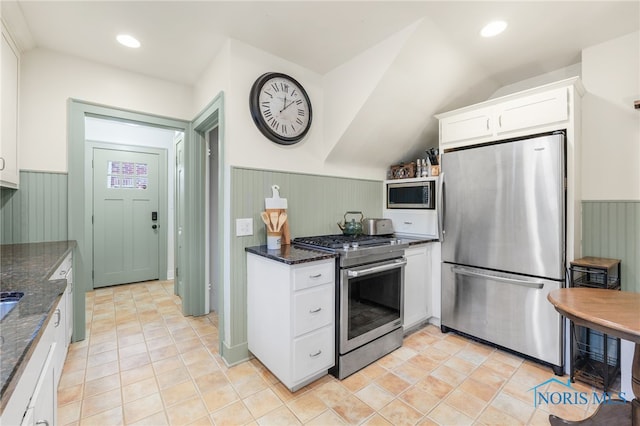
<box><xmin>292</xmin><ymin>234</ymin><xmax>393</xmax><ymax>249</ymax></box>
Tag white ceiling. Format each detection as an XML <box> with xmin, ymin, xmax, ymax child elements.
<box><xmin>3</xmin><ymin>1</ymin><xmax>639</xmax><ymax>86</ymax></box>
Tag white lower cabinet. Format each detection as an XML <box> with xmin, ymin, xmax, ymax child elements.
<box><xmin>403</xmin><ymin>244</ymin><xmax>431</xmax><ymax>331</ymax></box>
<box><xmin>2</xmin><ymin>291</ymin><xmax>68</xmax><ymax>426</ymax></box>
<box><xmin>403</xmin><ymin>242</ymin><xmax>442</xmax><ymax>331</ymax></box>
<box><xmin>53</xmin><ymin>286</ymin><xmax>70</xmax><ymax>390</ymax></box>
<box><xmin>292</xmin><ymin>327</ymin><xmax>333</xmax><ymax>382</ymax></box>
<box><xmin>65</xmin><ymin>268</ymin><xmax>73</xmax><ymax>348</ymax></box>
<box><xmin>21</xmin><ymin>345</ymin><xmax>56</xmax><ymax>426</ymax></box>
<box><xmin>2</xmin><ymin>254</ymin><xmax>73</xmax><ymax>426</ymax></box>
<box><xmin>247</xmin><ymin>254</ymin><xmax>335</xmax><ymax>391</ymax></box>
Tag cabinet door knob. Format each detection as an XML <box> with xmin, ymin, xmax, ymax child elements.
<box><xmin>309</xmin><ymin>273</ymin><xmax>322</xmax><ymax>279</ymax></box>
<box><xmin>36</xmin><ymin>420</ymin><xmax>50</xmax><ymax>426</ymax></box>
<box><xmin>54</xmin><ymin>309</ymin><xmax>61</xmax><ymax>327</ymax></box>
<box><xmin>309</xmin><ymin>307</ymin><xmax>322</xmax><ymax>314</ymax></box>
<box><xmin>309</xmin><ymin>350</ymin><xmax>322</xmax><ymax>358</ymax></box>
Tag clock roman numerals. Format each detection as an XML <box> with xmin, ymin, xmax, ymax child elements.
<box><xmin>251</xmin><ymin>73</ymin><xmax>311</xmax><ymax>144</ymax></box>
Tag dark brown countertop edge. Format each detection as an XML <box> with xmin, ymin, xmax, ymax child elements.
<box><xmin>245</xmin><ymin>245</ymin><xmax>337</xmax><ymax>265</ymax></box>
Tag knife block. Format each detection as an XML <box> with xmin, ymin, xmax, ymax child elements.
<box><xmin>266</xmin><ymin>208</ymin><xmax>290</xmax><ymax>244</ymax></box>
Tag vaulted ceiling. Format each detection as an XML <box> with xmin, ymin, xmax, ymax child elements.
<box><xmin>2</xmin><ymin>1</ymin><xmax>638</xmax><ymax>172</ymax></box>
<box><xmin>3</xmin><ymin>1</ymin><xmax>638</xmax><ymax>86</ymax></box>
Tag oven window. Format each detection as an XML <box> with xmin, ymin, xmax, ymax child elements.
<box><xmin>347</xmin><ymin>268</ymin><xmax>401</xmax><ymax>340</ymax></box>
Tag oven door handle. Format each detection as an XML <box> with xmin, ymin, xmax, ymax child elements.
<box><xmin>346</xmin><ymin>259</ymin><xmax>407</xmax><ymax>278</ymax></box>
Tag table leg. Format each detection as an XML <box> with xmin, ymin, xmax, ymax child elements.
<box><xmin>549</xmin><ymin>342</ymin><xmax>638</xmax><ymax>426</ymax></box>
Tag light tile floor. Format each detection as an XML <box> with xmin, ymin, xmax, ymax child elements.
<box><xmin>57</xmin><ymin>280</ymin><xmax>604</xmax><ymax>425</ymax></box>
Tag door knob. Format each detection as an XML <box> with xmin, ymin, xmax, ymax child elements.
<box><xmin>152</xmin><ymin>224</ymin><xmax>158</xmax><ymax>229</ymax></box>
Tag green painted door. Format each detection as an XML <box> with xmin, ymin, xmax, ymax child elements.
<box><xmin>93</xmin><ymin>148</ymin><xmax>160</xmax><ymax>287</ymax></box>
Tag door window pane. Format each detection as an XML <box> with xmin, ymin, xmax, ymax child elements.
<box><xmin>107</xmin><ymin>161</ymin><xmax>148</xmax><ymax>189</ymax></box>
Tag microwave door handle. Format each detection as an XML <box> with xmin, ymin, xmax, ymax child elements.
<box><xmin>438</xmin><ymin>173</ymin><xmax>445</xmax><ymax>242</ymax></box>
<box><xmin>347</xmin><ymin>259</ymin><xmax>407</xmax><ymax>278</ymax></box>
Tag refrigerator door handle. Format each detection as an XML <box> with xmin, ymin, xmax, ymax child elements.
<box><xmin>451</xmin><ymin>266</ymin><xmax>545</xmax><ymax>289</ymax></box>
<box><xmin>438</xmin><ymin>173</ymin><xmax>444</xmax><ymax>242</ymax></box>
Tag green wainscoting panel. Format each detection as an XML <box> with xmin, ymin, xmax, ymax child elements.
<box><xmin>225</xmin><ymin>166</ymin><xmax>383</xmax><ymax>364</ymax></box>
<box><xmin>1</xmin><ymin>171</ymin><xmax>68</xmax><ymax>244</ymax></box>
<box><xmin>582</xmin><ymin>201</ymin><xmax>640</xmax><ymax>293</ymax></box>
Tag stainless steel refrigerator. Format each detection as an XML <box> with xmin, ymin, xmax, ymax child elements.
<box><xmin>441</xmin><ymin>131</ymin><xmax>565</xmax><ymax>374</ymax></box>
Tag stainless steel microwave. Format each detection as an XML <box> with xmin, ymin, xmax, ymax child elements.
<box><xmin>386</xmin><ymin>180</ymin><xmax>435</xmax><ymax>209</ymax></box>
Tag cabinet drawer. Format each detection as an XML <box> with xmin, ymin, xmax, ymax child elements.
<box><xmin>50</xmin><ymin>253</ymin><xmax>72</xmax><ymax>280</ymax></box>
<box><xmin>293</xmin><ymin>261</ymin><xmax>334</xmax><ymax>291</ymax></box>
<box><xmin>293</xmin><ymin>285</ymin><xmax>333</xmax><ymax>336</ymax></box>
<box><xmin>293</xmin><ymin>326</ymin><xmax>334</xmax><ymax>381</ymax></box>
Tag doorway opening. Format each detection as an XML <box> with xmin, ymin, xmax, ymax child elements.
<box><xmin>68</xmin><ymin>100</ymin><xmax>189</xmax><ymax>342</ymax></box>
<box><xmin>85</xmin><ymin>116</ymin><xmax>180</xmax><ymax>289</ymax></box>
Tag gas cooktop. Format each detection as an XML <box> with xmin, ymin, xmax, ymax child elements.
<box><xmin>292</xmin><ymin>234</ymin><xmax>407</xmax><ymax>266</ymax></box>
<box><xmin>293</xmin><ymin>234</ymin><xmax>395</xmax><ymax>250</ymax></box>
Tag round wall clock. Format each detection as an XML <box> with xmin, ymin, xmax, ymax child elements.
<box><xmin>249</xmin><ymin>72</ymin><xmax>312</xmax><ymax>145</ymax></box>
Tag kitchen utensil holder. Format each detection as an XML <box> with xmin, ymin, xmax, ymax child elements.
<box><xmin>266</xmin><ymin>208</ymin><xmax>290</xmax><ymax>244</ymax></box>
<box><xmin>267</xmin><ymin>231</ymin><xmax>281</xmax><ymax>250</ymax></box>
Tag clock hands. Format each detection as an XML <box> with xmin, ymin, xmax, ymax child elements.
<box><xmin>280</xmin><ymin>98</ymin><xmax>296</xmax><ymax>113</ymax></box>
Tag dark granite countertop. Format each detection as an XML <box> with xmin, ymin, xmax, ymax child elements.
<box><xmin>246</xmin><ymin>244</ymin><xmax>337</xmax><ymax>265</ymax></box>
<box><xmin>0</xmin><ymin>241</ymin><xmax>76</xmax><ymax>407</ymax></box>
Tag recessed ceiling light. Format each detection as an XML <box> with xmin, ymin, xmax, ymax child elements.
<box><xmin>116</xmin><ymin>34</ymin><xmax>141</xmax><ymax>48</ymax></box>
<box><xmin>480</xmin><ymin>21</ymin><xmax>507</xmax><ymax>38</ymax></box>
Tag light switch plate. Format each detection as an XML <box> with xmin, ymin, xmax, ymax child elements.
<box><xmin>236</xmin><ymin>218</ymin><xmax>253</xmax><ymax>236</ymax></box>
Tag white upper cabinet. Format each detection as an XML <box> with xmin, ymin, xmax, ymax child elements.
<box><xmin>439</xmin><ymin>106</ymin><xmax>493</xmax><ymax>146</ymax></box>
<box><xmin>437</xmin><ymin>78</ymin><xmax>581</xmax><ymax>149</ymax></box>
<box><xmin>1</xmin><ymin>23</ymin><xmax>19</xmax><ymax>188</ymax></box>
<box><xmin>495</xmin><ymin>87</ymin><xmax>568</xmax><ymax>135</ymax></box>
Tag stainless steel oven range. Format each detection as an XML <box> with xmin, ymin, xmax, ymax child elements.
<box><xmin>293</xmin><ymin>234</ymin><xmax>407</xmax><ymax>379</ymax></box>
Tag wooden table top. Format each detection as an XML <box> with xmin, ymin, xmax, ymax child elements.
<box><xmin>548</xmin><ymin>288</ymin><xmax>640</xmax><ymax>343</ymax></box>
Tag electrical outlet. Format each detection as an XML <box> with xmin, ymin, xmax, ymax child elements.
<box><xmin>236</xmin><ymin>218</ymin><xmax>253</xmax><ymax>236</ymax></box>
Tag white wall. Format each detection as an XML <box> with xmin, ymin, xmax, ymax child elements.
<box><xmin>581</xmin><ymin>31</ymin><xmax>640</xmax><ymax>200</ymax></box>
<box><xmin>193</xmin><ymin>39</ymin><xmax>231</xmax><ymax>117</ymax></box>
<box><xmin>19</xmin><ymin>48</ymin><xmax>193</xmax><ymax>172</ymax></box>
<box><xmin>224</xmin><ymin>40</ymin><xmax>327</xmax><ymax>175</ymax></box>
<box><xmin>490</xmin><ymin>63</ymin><xmax>582</xmax><ymax>99</ymax></box>
<box><xmin>322</xmin><ymin>20</ymin><xmax>419</xmax><ymax>157</ymax></box>
<box><xmin>195</xmin><ymin>37</ymin><xmax>412</xmax><ymax>180</ymax></box>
